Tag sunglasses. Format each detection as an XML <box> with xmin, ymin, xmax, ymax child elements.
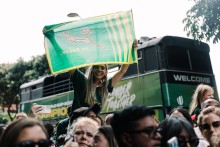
<box><xmin>127</xmin><ymin>127</ymin><xmax>162</xmax><ymax>138</ymax></box>
<box><xmin>200</xmin><ymin>121</ymin><xmax>220</xmax><ymax>130</ymax></box>
<box><xmin>17</xmin><ymin>139</ymin><xmax>49</xmax><ymax>147</ymax></box>
<box><xmin>178</xmin><ymin>137</ymin><xmax>199</xmax><ymax>147</ymax></box>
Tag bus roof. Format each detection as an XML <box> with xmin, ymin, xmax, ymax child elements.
<box><xmin>139</xmin><ymin>35</ymin><xmax>210</xmax><ymax>52</ymax></box>
<box><xmin>20</xmin><ymin>76</ymin><xmax>49</xmax><ymax>89</ymax></box>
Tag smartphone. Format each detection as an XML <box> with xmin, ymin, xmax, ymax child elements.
<box><xmin>167</xmin><ymin>136</ymin><xmax>179</xmax><ymax>147</ymax></box>
<box><xmin>35</xmin><ymin>105</ymin><xmax>51</xmax><ymax>114</ymax></box>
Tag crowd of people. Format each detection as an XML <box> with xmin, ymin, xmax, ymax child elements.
<box><xmin>0</xmin><ymin>81</ymin><xmax>220</xmax><ymax>147</ymax></box>
<box><xmin>0</xmin><ymin>51</ymin><xmax>220</xmax><ymax>147</ymax></box>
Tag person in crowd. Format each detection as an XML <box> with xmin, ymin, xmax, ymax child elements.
<box><xmin>105</xmin><ymin>113</ymin><xmax>113</xmax><ymax>125</ymax></box>
<box><xmin>63</xmin><ymin>103</ymin><xmax>101</xmax><ymax>145</ymax></box>
<box><xmin>110</xmin><ymin>105</ymin><xmax>161</xmax><ymax>147</ymax></box>
<box><xmin>54</xmin><ymin>105</ymin><xmax>72</xmax><ymax>141</ymax></box>
<box><xmin>169</xmin><ymin>107</ymin><xmax>194</xmax><ymax>126</ymax></box>
<box><xmin>64</xmin><ymin>117</ymin><xmax>99</xmax><ymax>147</ymax></box>
<box><xmin>159</xmin><ymin>116</ymin><xmax>199</xmax><ymax>147</ymax></box>
<box><xmin>14</xmin><ymin>112</ymin><xmax>28</xmax><ymax>120</ymax></box>
<box><xmin>170</xmin><ymin>106</ymin><xmax>209</xmax><ymax>146</ymax></box>
<box><xmin>189</xmin><ymin>83</ymin><xmax>214</xmax><ymax>125</ymax></box>
<box><xmin>201</xmin><ymin>98</ymin><xmax>220</xmax><ymax>110</ymax></box>
<box><xmin>93</xmin><ymin>125</ymin><xmax>118</xmax><ymax>147</ymax></box>
<box><xmin>44</xmin><ymin>123</ymin><xmax>55</xmax><ymax>147</ymax></box>
<box><xmin>197</xmin><ymin>106</ymin><xmax>220</xmax><ymax>144</ymax></box>
<box><xmin>193</xmin><ymin>98</ymin><xmax>220</xmax><ymax>147</ymax></box>
<box><xmin>0</xmin><ymin>118</ymin><xmax>49</xmax><ymax>147</ymax></box>
<box><xmin>69</xmin><ymin>103</ymin><xmax>101</xmax><ymax>125</ymax></box>
<box><xmin>70</xmin><ymin>40</ymin><xmax>137</xmax><ymax>111</ymax></box>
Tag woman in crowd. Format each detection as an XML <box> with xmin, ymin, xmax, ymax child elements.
<box><xmin>170</xmin><ymin>107</ymin><xmax>209</xmax><ymax>146</ymax></box>
<box><xmin>64</xmin><ymin>117</ymin><xmax>99</xmax><ymax>147</ymax></box>
<box><xmin>0</xmin><ymin>118</ymin><xmax>49</xmax><ymax>147</ymax></box>
<box><xmin>198</xmin><ymin>106</ymin><xmax>220</xmax><ymax>145</ymax></box>
<box><xmin>70</xmin><ymin>40</ymin><xmax>137</xmax><ymax>111</ymax></box>
<box><xmin>159</xmin><ymin>116</ymin><xmax>199</xmax><ymax>147</ymax></box>
<box><xmin>93</xmin><ymin>125</ymin><xmax>118</xmax><ymax>147</ymax></box>
<box><xmin>169</xmin><ymin>107</ymin><xmax>194</xmax><ymax>126</ymax></box>
<box><xmin>189</xmin><ymin>83</ymin><xmax>214</xmax><ymax>125</ymax></box>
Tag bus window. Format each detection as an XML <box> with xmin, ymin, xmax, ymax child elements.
<box><xmin>31</xmin><ymin>83</ymin><xmax>43</xmax><ymax>100</ymax></box>
<box><xmin>55</xmin><ymin>72</ymin><xmax>72</xmax><ymax>94</ymax></box>
<box><xmin>190</xmin><ymin>49</ymin><xmax>213</xmax><ymax>73</ymax></box>
<box><xmin>20</xmin><ymin>87</ymin><xmax>30</xmax><ymax>102</ymax></box>
<box><xmin>166</xmin><ymin>46</ymin><xmax>191</xmax><ymax>70</ymax></box>
<box><xmin>43</xmin><ymin>76</ymin><xmax>55</xmax><ymax>97</ymax></box>
<box><xmin>144</xmin><ymin>46</ymin><xmax>158</xmax><ymax>71</ymax></box>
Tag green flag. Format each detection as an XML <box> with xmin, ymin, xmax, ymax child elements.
<box><xmin>43</xmin><ymin>10</ymin><xmax>137</xmax><ymax>75</ymax></box>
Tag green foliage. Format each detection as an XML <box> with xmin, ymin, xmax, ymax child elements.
<box><xmin>183</xmin><ymin>0</ymin><xmax>220</xmax><ymax>44</ymax></box>
<box><xmin>0</xmin><ymin>54</ymin><xmax>50</xmax><ymax>120</ymax></box>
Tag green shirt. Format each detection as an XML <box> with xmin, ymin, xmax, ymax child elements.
<box><xmin>55</xmin><ymin>117</ymin><xmax>69</xmax><ymax>139</ymax></box>
<box><xmin>70</xmin><ymin>69</ymin><xmax>113</xmax><ymax>111</ymax></box>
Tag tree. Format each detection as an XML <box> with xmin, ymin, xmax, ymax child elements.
<box><xmin>0</xmin><ymin>54</ymin><xmax>50</xmax><ymax>120</ymax></box>
<box><xmin>26</xmin><ymin>54</ymin><xmax>50</xmax><ymax>80</ymax></box>
<box><xmin>0</xmin><ymin>63</ymin><xmax>12</xmax><ymax>110</ymax></box>
<box><xmin>183</xmin><ymin>0</ymin><xmax>220</xmax><ymax>44</ymax></box>
<box><xmin>2</xmin><ymin>59</ymin><xmax>30</xmax><ymax>119</ymax></box>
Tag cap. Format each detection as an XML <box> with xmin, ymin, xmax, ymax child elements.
<box><xmin>70</xmin><ymin>107</ymin><xmax>88</xmax><ymax>121</ymax></box>
<box><xmin>83</xmin><ymin>103</ymin><xmax>101</xmax><ymax>116</ymax></box>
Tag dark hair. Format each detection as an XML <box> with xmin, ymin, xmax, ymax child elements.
<box><xmin>110</xmin><ymin>105</ymin><xmax>155</xmax><ymax>146</ymax></box>
<box><xmin>67</xmin><ymin>105</ymin><xmax>72</xmax><ymax>117</ymax></box>
<box><xmin>169</xmin><ymin>107</ymin><xmax>193</xmax><ymax>125</ymax></box>
<box><xmin>159</xmin><ymin>116</ymin><xmax>198</xmax><ymax>147</ymax></box>
<box><xmin>84</xmin><ymin>103</ymin><xmax>101</xmax><ymax>116</ymax></box>
<box><xmin>70</xmin><ymin>107</ymin><xmax>88</xmax><ymax>124</ymax></box>
<box><xmin>0</xmin><ymin>118</ymin><xmax>48</xmax><ymax>147</ymax></box>
<box><xmin>98</xmin><ymin>125</ymin><xmax>118</xmax><ymax>147</ymax></box>
<box><xmin>44</xmin><ymin>123</ymin><xmax>54</xmax><ymax>139</ymax></box>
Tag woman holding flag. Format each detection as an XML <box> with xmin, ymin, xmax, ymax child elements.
<box><xmin>70</xmin><ymin>40</ymin><xmax>137</xmax><ymax>112</ymax></box>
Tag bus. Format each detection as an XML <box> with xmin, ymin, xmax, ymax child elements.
<box><xmin>19</xmin><ymin>72</ymin><xmax>74</xmax><ymax>124</ymax></box>
<box><xmin>19</xmin><ymin>35</ymin><xmax>219</xmax><ymax>122</ymax></box>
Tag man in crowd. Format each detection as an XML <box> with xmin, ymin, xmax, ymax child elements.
<box><xmin>110</xmin><ymin>105</ymin><xmax>161</xmax><ymax>147</ymax></box>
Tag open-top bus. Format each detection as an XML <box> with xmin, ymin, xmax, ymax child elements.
<box><xmin>19</xmin><ymin>72</ymin><xmax>74</xmax><ymax>124</ymax></box>
<box><xmin>19</xmin><ymin>35</ymin><xmax>219</xmax><ymax>122</ymax></box>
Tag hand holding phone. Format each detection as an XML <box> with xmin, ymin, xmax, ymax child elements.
<box><xmin>32</xmin><ymin>104</ymin><xmax>51</xmax><ymax>114</ymax></box>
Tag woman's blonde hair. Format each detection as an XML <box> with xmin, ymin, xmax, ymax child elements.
<box><xmin>84</xmin><ymin>65</ymin><xmax>109</xmax><ymax>106</ymax></box>
<box><xmin>189</xmin><ymin>83</ymin><xmax>214</xmax><ymax>115</ymax></box>
<box><xmin>72</xmin><ymin>117</ymin><xmax>99</xmax><ymax>132</ymax></box>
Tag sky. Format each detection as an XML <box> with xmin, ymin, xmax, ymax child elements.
<box><xmin>0</xmin><ymin>0</ymin><xmax>219</xmax><ymax>95</ymax></box>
